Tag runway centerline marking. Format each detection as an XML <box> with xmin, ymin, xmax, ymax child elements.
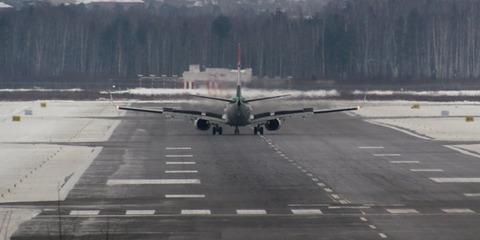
<box><xmin>165</xmin><ymin>155</ymin><xmax>193</xmax><ymax>158</ymax></box>
<box><xmin>107</xmin><ymin>179</ymin><xmax>201</xmax><ymax>185</ymax></box>
<box><xmin>165</xmin><ymin>194</ymin><xmax>205</xmax><ymax>198</ymax></box>
<box><xmin>369</xmin><ymin>224</ymin><xmax>377</xmax><ymax>229</ymax></box>
<box><xmin>386</xmin><ymin>208</ymin><xmax>419</xmax><ymax>214</ymax></box>
<box><xmin>165</xmin><ymin>170</ymin><xmax>198</xmax><ymax>173</ymax></box>
<box><xmin>464</xmin><ymin>193</ymin><xmax>480</xmax><ymax>197</ymax></box>
<box><xmin>70</xmin><ymin>210</ymin><xmax>99</xmax><ymax>216</ymax></box>
<box><xmin>181</xmin><ymin>209</ymin><xmax>211</xmax><ymax>215</ymax></box>
<box><xmin>379</xmin><ymin>233</ymin><xmax>388</xmax><ymax>238</ymax></box>
<box><xmin>390</xmin><ymin>161</ymin><xmax>419</xmax><ymax>164</ymax></box>
<box><xmin>441</xmin><ymin>208</ymin><xmax>475</xmax><ymax>214</ymax></box>
<box><xmin>410</xmin><ymin>169</ymin><xmax>444</xmax><ymax>172</ymax></box>
<box><xmin>430</xmin><ymin>178</ymin><xmax>480</xmax><ymax>183</ymax></box>
<box><xmin>125</xmin><ymin>210</ymin><xmax>155</xmax><ymax>215</ymax></box>
<box><xmin>373</xmin><ymin>154</ymin><xmax>401</xmax><ymax>157</ymax></box>
<box><xmin>166</xmin><ymin>147</ymin><xmax>191</xmax><ymax>150</ymax></box>
<box><xmin>291</xmin><ymin>209</ymin><xmax>323</xmax><ymax>215</ymax></box>
<box><xmin>358</xmin><ymin>146</ymin><xmax>384</xmax><ymax>149</ymax></box>
<box><xmin>166</xmin><ymin>162</ymin><xmax>196</xmax><ymax>165</ymax></box>
<box><xmin>236</xmin><ymin>209</ymin><xmax>267</xmax><ymax>215</ymax></box>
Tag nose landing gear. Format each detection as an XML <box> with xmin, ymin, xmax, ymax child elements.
<box><xmin>212</xmin><ymin>126</ymin><xmax>223</xmax><ymax>135</ymax></box>
<box><xmin>234</xmin><ymin>126</ymin><xmax>240</xmax><ymax>135</ymax></box>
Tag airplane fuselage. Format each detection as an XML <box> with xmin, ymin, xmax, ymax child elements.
<box><xmin>224</xmin><ymin>101</ymin><xmax>252</xmax><ymax>127</ymax></box>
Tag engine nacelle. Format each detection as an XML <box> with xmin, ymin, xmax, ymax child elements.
<box><xmin>194</xmin><ymin>119</ymin><xmax>211</xmax><ymax>131</ymax></box>
<box><xmin>265</xmin><ymin>119</ymin><xmax>281</xmax><ymax>131</ymax></box>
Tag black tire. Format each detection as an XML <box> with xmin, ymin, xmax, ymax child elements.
<box><xmin>253</xmin><ymin>127</ymin><xmax>258</xmax><ymax>135</ymax></box>
<box><xmin>212</xmin><ymin>127</ymin><xmax>217</xmax><ymax>135</ymax></box>
<box><xmin>259</xmin><ymin>127</ymin><xmax>264</xmax><ymax>135</ymax></box>
<box><xmin>218</xmin><ymin>127</ymin><xmax>223</xmax><ymax>135</ymax></box>
<box><xmin>234</xmin><ymin>128</ymin><xmax>240</xmax><ymax>135</ymax></box>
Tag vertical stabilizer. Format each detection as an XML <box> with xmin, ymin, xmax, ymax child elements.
<box><xmin>236</xmin><ymin>43</ymin><xmax>242</xmax><ymax>99</ymax></box>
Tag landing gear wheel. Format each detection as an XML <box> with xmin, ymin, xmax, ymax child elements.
<box><xmin>259</xmin><ymin>127</ymin><xmax>264</xmax><ymax>135</ymax></box>
<box><xmin>212</xmin><ymin>127</ymin><xmax>217</xmax><ymax>135</ymax></box>
<box><xmin>253</xmin><ymin>127</ymin><xmax>258</xmax><ymax>135</ymax></box>
<box><xmin>234</xmin><ymin>127</ymin><xmax>240</xmax><ymax>135</ymax></box>
<box><xmin>218</xmin><ymin>127</ymin><xmax>223</xmax><ymax>135</ymax></box>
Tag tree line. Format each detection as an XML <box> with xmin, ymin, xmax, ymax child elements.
<box><xmin>0</xmin><ymin>0</ymin><xmax>480</xmax><ymax>84</ymax></box>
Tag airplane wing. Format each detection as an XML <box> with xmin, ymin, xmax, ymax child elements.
<box><xmin>118</xmin><ymin>106</ymin><xmax>226</xmax><ymax>124</ymax></box>
<box><xmin>244</xmin><ymin>94</ymin><xmax>290</xmax><ymax>103</ymax></box>
<box><xmin>251</xmin><ymin>106</ymin><xmax>359</xmax><ymax>124</ymax></box>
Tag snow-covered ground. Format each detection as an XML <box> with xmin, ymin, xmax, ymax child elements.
<box><xmin>0</xmin><ymin>101</ymin><xmax>122</xmax><ymax>237</ymax></box>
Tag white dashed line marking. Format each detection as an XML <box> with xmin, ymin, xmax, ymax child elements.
<box><xmin>181</xmin><ymin>209</ymin><xmax>211</xmax><ymax>215</ymax></box>
<box><xmin>166</xmin><ymin>147</ymin><xmax>191</xmax><ymax>150</ymax></box>
<box><xmin>107</xmin><ymin>179</ymin><xmax>201</xmax><ymax>185</ymax></box>
<box><xmin>165</xmin><ymin>155</ymin><xmax>193</xmax><ymax>158</ymax></box>
<box><xmin>379</xmin><ymin>233</ymin><xmax>388</xmax><ymax>238</ymax></box>
<box><xmin>331</xmin><ymin>194</ymin><xmax>340</xmax><ymax>199</ymax></box>
<box><xmin>317</xmin><ymin>183</ymin><xmax>326</xmax><ymax>187</ymax></box>
<box><xmin>386</xmin><ymin>208</ymin><xmax>419</xmax><ymax>214</ymax></box>
<box><xmin>464</xmin><ymin>193</ymin><xmax>480</xmax><ymax>197</ymax></box>
<box><xmin>390</xmin><ymin>161</ymin><xmax>419</xmax><ymax>164</ymax></box>
<box><xmin>360</xmin><ymin>217</ymin><xmax>368</xmax><ymax>222</ymax></box>
<box><xmin>165</xmin><ymin>170</ymin><xmax>198</xmax><ymax>173</ymax></box>
<box><xmin>358</xmin><ymin>146</ymin><xmax>384</xmax><ymax>149</ymax></box>
<box><xmin>125</xmin><ymin>210</ymin><xmax>155</xmax><ymax>215</ymax></box>
<box><xmin>166</xmin><ymin>162</ymin><xmax>196</xmax><ymax>165</ymax></box>
<box><xmin>165</xmin><ymin>194</ymin><xmax>205</xmax><ymax>198</ymax></box>
<box><xmin>70</xmin><ymin>210</ymin><xmax>99</xmax><ymax>216</ymax></box>
<box><xmin>236</xmin><ymin>209</ymin><xmax>267</xmax><ymax>215</ymax></box>
<box><xmin>410</xmin><ymin>169</ymin><xmax>444</xmax><ymax>172</ymax></box>
<box><xmin>431</xmin><ymin>178</ymin><xmax>480</xmax><ymax>183</ymax></box>
<box><xmin>291</xmin><ymin>209</ymin><xmax>323</xmax><ymax>215</ymax></box>
<box><xmin>441</xmin><ymin>208</ymin><xmax>475</xmax><ymax>214</ymax></box>
<box><xmin>373</xmin><ymin>154</ymin><xmax>401</xmax><ymax>157</ymax></box>
<box><xmin>369</xmin><ymin>224</ymin><xmax>377</xmax><ymax>229</ymax></box>
<box><xmin>324</xmin><ymin>188</ymin><xmax>333</xmax><ymax>193</ymax></box>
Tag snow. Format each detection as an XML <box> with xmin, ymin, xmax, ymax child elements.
<box><xmin>354</xmin><ymin>101</ymin><xmax>480</xmax><ymax>141</ymax></box>
<box><xmin>0</xmin><ymin>2</ymin><xmax>13</xmax><ymax>8</ymax></box>
<box><xmin>353</xmin><ymin>90</ymin><xmax>480</xmax><ymax>97</ymax></box>
<box><xmin>0</xmin><ymin>101</ymin><xmax>123</xmax><ymax>204</ymax></box>
<box><xmin>0</xmin><ymin>88</ymin><xmax>83</xmax><ymax>92</ymax></box>
<box><xmin>77</xmin><ymin>0</ymin><xmax>143</xmax><ymax>3</ymax></box>
<box><xmin>0</xmin><ymin>208</ymin><xmax>40</xmax><ymax>240</ymax></box>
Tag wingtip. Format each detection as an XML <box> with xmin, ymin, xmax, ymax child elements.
<box><xmin>357</xmin><ymin>106</ymin><xmax>361</xmax><ymax>110</ymax></box>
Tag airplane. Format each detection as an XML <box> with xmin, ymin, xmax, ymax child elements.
<box><xmin>118</xmin><ymin>45</ymin><xmax>359</xmax><ymax>135</ymax></box>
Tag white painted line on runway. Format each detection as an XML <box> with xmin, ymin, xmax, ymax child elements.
<box><xmin>181</xmin><ymin>209</ymin><xmax>211</xmax><ymax>215</ymax></box>
<box><xmin>165</xmin><ymin>155</ymin><xmax>193</xmax><ymax>158</ymax></box>
<box><xmin>430</xmin><ymin>178</ymin><xmax>480</xmax><ymax>183</ymax></box>
<box><xmin>410</xmin><ymin>169</ymin><xmax>444</xmax><ymax>172</ymax></box>
<box><xmin>390</xmin><ymin>161</ymin><xmax>419</xmax><ymax>164</ymax></box>
<box><xmin>312</xmin><ymin>178</ymin><xmax>319</xmax><ymax>182</ymax></box>
<box><xmin>317</xmin><ymin>183</ymin><xmax>326</xmax><ymax>187</ymax></box>
<box><xmin>360</xmin><ymin>217</ymin><xmax>368</xmax><ymax>222</ymax></box>
<box><xmin>125</xmin><ymin>210</ymin><xmax>155</xmax><ymax>215</ymax></box>
<box><xmin>358</xmin><ymin>146</ymin><xmax>384</xmax><ymax>149</ymax></box>
<box><xmin>165</xmin><ymin>194</ymin><xmax>205</xmax><ymax>198</ymax></box>
<box><xmin>339</xmin><ymin>200</ymin><xmax>350</xmax><ymax>204</ymax></box>
<box><xmin>379</xmin><ymin>233</ymin><xmax>388</xmax><ymax>238</ymax></box>
<box><xmin>165</xmin><ymin>170</ymin><xmax>198</xmax><ymax>173</ymax></box>
<box><xmin>236</xmin><ymin>209</ymin><xmax>267</xmax><ymax>215</ymax></box>
<box><xmin>107</xmin><ymin>179</ymin><xmax>201</xmax><ymax>185</ymax></box>
<box><xmin>288</xmin><ymin>204</ymin><xmax>330</xmax><ymax>207</ymax></box>
<box><xmin>307</xmin><ymin>173</ymin><xmax>313</xmax><ymax>177</ymax></box>
<box><xmin>441</xmin><ymin>208</ymin><xmax>475</xmax><ymax>214</ymax></box>
<box><xmin>386</xmin><ymin>208</ymin><xmax>419</xmax><ymax>214</ymax></box>
<box><xmin>324</xmin><ymin>188</ymin><xmax>333</xmax><ymax>192</ymax></box>
<box><xmin>166</xmin><ymin>147</ymin><xmax>191</xmax><ymax>150</ymax></box>
<box><xmin>369</xmin><ymin>224</ymin><xmax>377</xmax><ymax>229</ymax></box>
<box><xmin>331</xmin><ymin>194</ymin><xmax>340</xmax><ymax>199</ymax></box>
<box><xmin>70</xmin><ymin>210</ymin><xmax>99</xmax><ymax>216</ymax></box>
<box><xmin>166</xmin><ymin>162</ymin><xmax>196</xmax><ymax>165</ymax></box>
<box><xmin>464</xmin><ymin>193</ymin><xmax>480</xmax><ymax>197</ymax></box>
<box><xmin>373</xmin><ymin>154</ymin><xmax>401</xmax><ymax>157</ymax></box>
<box><xmin>291</xmin><ymin>209</ymin><xmax>323</xmax><ymax>215</ymax></box>
<box><xmin>444</xmin><ymin>145</ymin><xmax>480</xmax><ymax>159</ymax></box>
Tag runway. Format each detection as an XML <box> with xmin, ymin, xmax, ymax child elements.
<box><xmin>9</xmin><ymin>101</ymin><xmax>480</xmax><ymax>240</ymax></box>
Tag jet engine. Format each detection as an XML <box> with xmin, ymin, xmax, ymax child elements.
<box><xmin>194</xmin><ymin>119</ymin><xmax>211</xmax><ymax>130</ymax></box>
<box><xmin>265</xmin><ymin>119</ymin><xmax>281</xmax><ymax>131</ymax></box>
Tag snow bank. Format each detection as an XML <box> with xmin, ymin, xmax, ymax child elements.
<box><xmin>353</xmin><ymin>90</ymin><xmax>480</xmax><ymax>97</ymax></box>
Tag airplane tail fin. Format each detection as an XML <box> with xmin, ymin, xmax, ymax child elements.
<box><xmin>236</xmin><ymin>43</ymin><xmax>242</xmax><ymax>99</ymax></box>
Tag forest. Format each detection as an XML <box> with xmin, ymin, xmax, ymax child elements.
<box><xmin>0</xmin><ymin>0</ymin><xmax>479</xmax><ymax>85</ymax></box>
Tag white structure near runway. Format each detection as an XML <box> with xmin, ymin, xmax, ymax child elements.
<box><xmin>182</xmin><ymin>64</ymin><xmax>252</xmax><ymax>89</ymax></box>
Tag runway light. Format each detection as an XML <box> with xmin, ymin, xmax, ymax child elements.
<box><xmin>12</xmin><ymin>115</ymin><xmax>21</xmax><ymax>122</ymax></box>
<box><xmin>40</xmin><ymin>102</ymin><xmax>47</xmax><ymax>108</ymax></box>
<box><xmin>411</xmin><ymin>103</ymin><xmax>420</xmax><ymax>109</ymax></box>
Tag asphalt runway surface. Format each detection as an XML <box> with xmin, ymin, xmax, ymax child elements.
<box><xmin>8</xmin><ymin>101</ymin><xmax>480</xmax><ymax>239</ymax></box>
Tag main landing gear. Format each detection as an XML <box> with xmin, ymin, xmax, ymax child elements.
<box><xmin>234</xmin><ymin>126</ymin><xmax>240</xmax><ymax>135</ymax></box>
<box><xmin>253</xmin><ymin>126</ymin><xmax>264</xmax><ymax>135</ymax></box>
<box><xmin>212</xmin><ymin>126</ymin><xmax>223</xmax><ymax>135</ymax></box>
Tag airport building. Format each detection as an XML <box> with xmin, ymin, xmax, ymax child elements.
<box><xmin>182</xmin><ymin>64</ymin><xmax>252</xmax><ymax>89</ymax></box>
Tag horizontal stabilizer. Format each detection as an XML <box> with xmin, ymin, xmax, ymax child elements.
<box><xmin>244</xmin><ymin>94</ymin><xmax>290</xmax><ymax>103</ymax></box>
<box><xmin>188</xmin><ymin>94</ymin><xmax>235</xmax><ymax>103</ymax></box>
